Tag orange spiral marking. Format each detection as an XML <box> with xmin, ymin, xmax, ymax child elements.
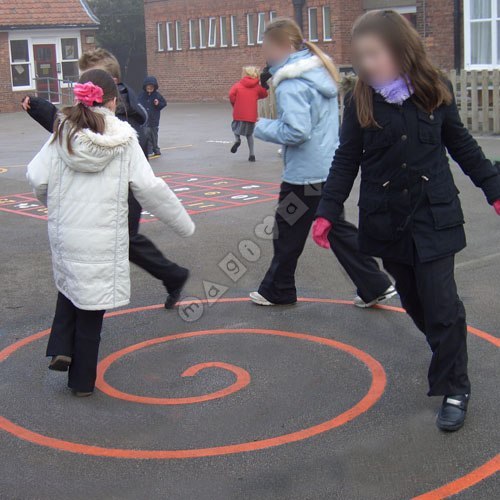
<box><xmin>0</xmin><ymin>297</ymin><xmax>498</xmax><ymax>500</ymax></box>
<box><xmin>97</xmin><ymin>352</ymin><xmax>251</xmax><ymax>405</ymax></box>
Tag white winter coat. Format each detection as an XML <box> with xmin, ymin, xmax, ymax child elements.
<box><xmin>27</xmin><ymin>107</ymin><xmax>195</xmax><ymax>311</ymax></box>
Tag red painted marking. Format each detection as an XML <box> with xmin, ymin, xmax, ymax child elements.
<box><xmin>0</xmin><ymin>297</ymin><xmax>497</xmax><ymax>500</ymax></box>
<box><xmin>97</xmin><ymin>356</ymin><xmax>251</xmax><ymax>405</ymax></box>
<box><xmin>412</xmin><ymin>454</ymin><xmax>500</xmax><ymax>499</ymax></box>
<box><xmin>0</xmin><ymin>174</ymin><xmax>279</xmax><ymax>223</ymax></box>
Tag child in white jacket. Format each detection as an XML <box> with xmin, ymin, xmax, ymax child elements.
<box><xmin>27</xmin><ymin>69</ymin><xmax>195</xmax><ymax>397</ymax></box>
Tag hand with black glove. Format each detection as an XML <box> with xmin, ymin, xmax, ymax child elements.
<box><xmin>260</xmin><ymin>64</ymin><xmax>272</xmax><ymax>90</ymax></box>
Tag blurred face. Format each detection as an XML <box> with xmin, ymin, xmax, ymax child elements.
<box><xmin>353</xmin><ymin>33</ymin><xmax>400</xmax><ymax>85</ymax></box>
<box><xmin>262</xmin><ymin>36</ymin><xmax>294</xmax><ymax>67</ymax></box>
<box><xmin>146</xmin><ymin>84</ymin><xmax>155</xmax><ymax>93</ymax></box>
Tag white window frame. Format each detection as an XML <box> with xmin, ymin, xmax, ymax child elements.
<box><xmin>322</xmin><ymin>6</ymin><xmax>332</xmax><ymax>41</ymax></box>
<box><xmin>60</xmin><ymin>37</ymin><xmax>80</xmax><ymax>82</ymax></box>
<box><xmin>189</xmin><ymin>19</ymin><xmax>197</xmax><ymax>49</ymax></box>
<box><xmin>8</xmin><ymin>30</ymin><xmax>83</xmax><ymax>92</ymax></box>
<box><xmin>220</xmin><ymin>16</ymin><xmax>228</xmax><ymax>47</ymax></box>
<box><xmin>157</xmin><ymin>22</ymin><xmax>166</xmax><ymax>51</ymax></box>
<box><xmin>247</xmin><ymin>13</ymin><xmax>256</xmax><ymax>45</ymax></box>
<box><xmin>9</xmin><ymin>39</ymin><xmax>31</xmax><ymax>91</ymax></box>
<box><xmin>175</xmin><ymin>21</ymin><xmax>182</xmax><ymax>50</ymax></box>
<box><xmin>231</xmin><ymin>15</ymin><xmax>238</xmax><ymax>46</ymax></box>
<box><xmin>199</xmin><ymin>18</ymin><xmax>207</xmax><ymax>49</ymax></box>
<box><xmin>270</xmin><ymin>11</ymin><xmax>277</xmax><ymax>21</ymax></box>
<box><xmin>208</xmin><ymin>17</ymin><xmax>217</xmax><ymax>47</ymax></box>
<box><xmin>166</xmin><ymin>22</ymin><xmax>174</xmax><ymax>51</ymax></box>
<box><xmin>464</xmin><ymin>0</ymin><xmax>499</xmax><ymax>69</ymax></box>
<box><xmin>308</xmin><ymin>7</ymin><xmax>319</xmax><ymax>42</ymax></box>
<box><xmin>257</xmin><ymin>12</ymin><xmax>266</xmax><ymax>44</ymax></box>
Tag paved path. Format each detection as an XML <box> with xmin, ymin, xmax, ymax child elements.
<box><xmin>0</xmin><ymin>104</ymin><xmax>499</xmax><ymax>499</ymax></box>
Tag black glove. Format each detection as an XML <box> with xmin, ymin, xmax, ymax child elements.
<box><xmin>260</xmin><ymin>64</ymin><xmax>272</xmax><ymax>90</ymax></box>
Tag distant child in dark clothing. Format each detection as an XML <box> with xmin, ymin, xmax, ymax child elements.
<box><xmin>229</xmin><ymin>66</ymin><xmax>268</xmax><ymax>162</ymax></box>
<box><xmin>139</xmin><ymin>76</ymin><xmax>167</xmax><ymax>158</ymax></box>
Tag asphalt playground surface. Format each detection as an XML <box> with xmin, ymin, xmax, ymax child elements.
<box><xmin>0</xmin><ymin>103</ymin><xmax>499</xmax><ymax>500</ymax></box>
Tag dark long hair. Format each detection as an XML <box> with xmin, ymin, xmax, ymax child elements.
<box><xmin>351</xmin><ymin>10</ymin><xmax>452</xmax><ymax>128</ymax></box>
<box><xmin>52</xmin><ymin>69</ymin><xmax>118</xmax><ymax>153</ymax></box>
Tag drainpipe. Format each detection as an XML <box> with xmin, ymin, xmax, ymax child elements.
<box><xmin>292</xmin><ymin>0</ymin><xmax>306</xmax><ymax>30</ymax></box>
<box><xmin>453</xmin><ymin>0</ymin><xmax>462</xmax><ymax>70</ymax></box>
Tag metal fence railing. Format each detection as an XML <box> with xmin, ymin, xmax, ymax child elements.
<box><xmin>32</xmin><ymin>77</ymin><xmax>75</xmax><ymax>107</ymax></box>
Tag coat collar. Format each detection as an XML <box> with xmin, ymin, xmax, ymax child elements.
<box><xmin>272</xmin><ymin>53</ymin><xmax>324</xmax><ymax>88</ymax></box>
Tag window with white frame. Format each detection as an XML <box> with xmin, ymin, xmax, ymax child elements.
<box><xmin>175</xmin><ymin>21</ymin><xmax>182</xmax><ymax>50</ymax></box>
<box><xmin>270</xmin><ymin>11</ymin><xmax>277</xmax><ymax>21</ymax></box>
<box><xmin>61</xmin><ymin>38</ymin><xmax>79</xmax><ymax>82</ymax></box>
<box><xmin>247</xmin><ymin>13</ymin><xmax>256</xmax><ymax>45</ymax></box>
<box><xmin>308</xmin><ymin>7</ymin><xmax>318</xmax><ymax>42</ymax></box>
<box><xmin>220</xmin><ymin>16</ymin><xmax>228</xmax><ymax>47</ymax></box>
<box><xmin>257</xmin><ymin>12</ymin><xmax>267</xmax><ymax>44</ymax></box>
<box><xmin>10</xmin><ymin>39</ymin><xmax>31</xmax><ymax>88</ymax></box>
<box><xmin>323</xmin><ymin>6</ymin><xmax>332</xmax><ymax>41</ymax></box>
<box><xmin>199</xmin><ymin>18</ymin><xmax>207</xmax><ymax>48</ymax></box>
<box><xmin>231</xmin><ymin>15</ymin><xmax>238</xmax><ymax>46</ymax></box>
<box><xmin>189</xmin><ymin>19</ymin><xmax>198</xmax><ymax>49</ymax></box>
<box><xmin>208</xmin><ymin>17</ymin><xmax>217</xmax><ymax>47</ymax></box>
<box><xmin>157</xmin><ymin>22</ymin><xmax>166</xmax><ymax>51</ymax></box>
<box><xmin>166</xmin><ymin>22</ymin><xmax>174</xmax><ymax>51</ymax></box>
<box><xmin>464</xmin><ymin>0</ymin><xmax>499</xmax><ymax>68</ymax></box>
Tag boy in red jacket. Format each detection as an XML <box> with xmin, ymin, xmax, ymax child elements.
<box><xmin>229</xmin><ymin>66</ymin><xmax>268</xmax><ymax>162</ymax></box>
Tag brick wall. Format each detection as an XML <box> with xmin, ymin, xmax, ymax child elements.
<box><xmin>145</xmin><ymin>0</ymin><xmax>462</xmax><ymax>103</ymax></box>
<box><xmin>144</xmin><ymin>0</ymin><xmax>361</xmax><ymax>102</ymax></box>
<box><xmin>0</xmin><ymin>28</ymin><xmax>97</xmax><ymax>113</ymax></box>
<box><xmin>416</xmin><ymin>0</ymin><xmax>461</xmax><ymax>70</ymax></box>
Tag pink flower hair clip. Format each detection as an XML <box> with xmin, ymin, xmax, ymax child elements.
<box><xmin>74</xmin><ymin>82</ymin><xmax>104</xmax><ymax>107</ymax></box>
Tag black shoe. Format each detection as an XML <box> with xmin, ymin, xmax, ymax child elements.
<box><xmin>49</xmin><ymin>355</ymin><xmax>72</xmax><ymax>372</ymax></box>
<box><xmin>249</xmin><ymin>155</ymin><xmax>256</xmax><ymax>162</ymax></box>
<box><xmin>165</xmin><ymin>271</ymin><xmax>190</xmax><ymax>309</ymax></box>
<box><xmin>71</xmin><ymin>390</ymin><xmax>93</xmax><ymax>397</ymax></box>
<box><xmin>230</xmin><ymin>141</ymin><xmax>241</xmax><ymax>154</ymax></box>
<box><xmin>436</xmin><ymin>394</ymin><xmax>470</xmax><ymax>432</ymax></box>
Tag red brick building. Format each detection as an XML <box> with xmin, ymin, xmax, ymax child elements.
<box><xmin>0</xmin><ymin>0</ymin><xmax>99</xmax><ymax>113</ymax></box>
<box><xmin>144</xmin><ymin>0</ymin><xmax>499</xmax><ymax>102</ymax></box>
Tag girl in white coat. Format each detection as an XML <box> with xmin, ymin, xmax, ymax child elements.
<box><xmin>27</xmin><ymin>69</ymin><xmax>195</xmax><ymax>396</ymax></box>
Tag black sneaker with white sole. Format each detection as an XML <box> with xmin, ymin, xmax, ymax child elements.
<box><xmin>436</xmin><ymin>394</ymin><xmax>470</xmax><ymax>432</ymax></box>
<box><xmin>353</xmin><ymin>285</ymin><xmax>398</xmax><ymax>308</ymax></box>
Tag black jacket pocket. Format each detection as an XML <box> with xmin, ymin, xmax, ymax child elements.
<box><xmin>417</xmin><ymin>110</ymin><xmax>441</xmax><ymax>144</ymax></box>
<box><xmin>426</xmin><ymin>182</ymin><xmax>465</xmax><ymax>229</ymax></box>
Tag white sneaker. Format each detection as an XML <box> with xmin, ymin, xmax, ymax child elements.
<box><xmin>354</xmin><ymin>285</ymin><xmax>398</xmax><ymax>309</ymax></box>
<box><xmin>249</xmin><ymin>291</ymin><xmax>275</xmax><ymax>306</ymax></box>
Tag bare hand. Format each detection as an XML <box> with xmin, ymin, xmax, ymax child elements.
<box><xmin>154</xmin><ymin>99</ymin><xmax>159</xmax><ymax>106</ymax></box>
<box><xmin>21</xmin><ymin>96</ymin><xmax>31</xmax><ymax>111</ymax></box>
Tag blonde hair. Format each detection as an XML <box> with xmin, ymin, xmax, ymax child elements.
<box><xmin>79</xmin><ymin>48</ymin><xmax>122</xmax><ymax>82</ymax></box>
<box><xmin>242</xmin><ymin>66</ymin><xmax>260</xmax><ymax>79</ymax></box>
<box><xmin>264</xmin><ymin>18</ymin><xmax>340</xmax><ymax>82</ymax></box>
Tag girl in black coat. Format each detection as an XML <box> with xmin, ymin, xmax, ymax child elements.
<box><xmin>313</xmin><ymin>10</ymin><xmax>500</xmax><ymax>432</ymax></box>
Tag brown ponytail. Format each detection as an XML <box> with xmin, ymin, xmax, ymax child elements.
<box><xmin>52</xmin><ymin>69</ymin><xmax>118</xmax><ymax>154</ymax></box>
<box><xmin>264</xmin><ymin>18</ymin><xmax>340</xmax><ymax>83</ymax></box>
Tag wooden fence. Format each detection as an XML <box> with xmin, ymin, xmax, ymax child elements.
<box><xmin>259</xmin><ymin>69</ymin><xmax>500</xmax><ymax>135</ymax></box>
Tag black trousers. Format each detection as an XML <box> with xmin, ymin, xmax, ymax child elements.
<box><xmin>383</xmin><ymin>253</ymin><xmax>470</xmax><ymax>396</ymax></box>
<box><xmin>259</xmin><ymin>182</ymin><xmax>392</xmax><ymax>304</ymax></box>
<box><xmin>46</xmin><ymin>293</ymin><xmax>105</xmax><ymax>392</ymax></box>
<box><xmin>142</xmin><ymin>126</ymin><xmax>160</xmax><ymax>155</ymax></box>
<box><xmin>128</xmin><ymin>191</ymin><xmax>188</xmax><ymax>293</ymax></box>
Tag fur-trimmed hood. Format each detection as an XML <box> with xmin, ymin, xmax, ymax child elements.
<box><xmin>271</xmin><ymin>50</ymin><xmax>337</xmax><ymax>99</ymax></box>
<box><xmin>56</xmin><ymin>106</ymin><xmax>137</xmax><ymax>173</ymax></box>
